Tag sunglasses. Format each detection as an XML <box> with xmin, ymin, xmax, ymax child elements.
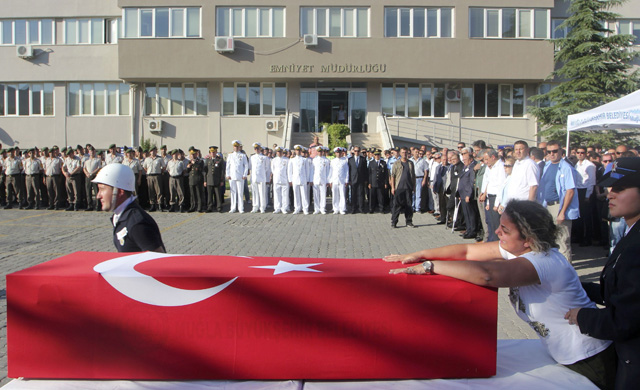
<box><xmin>616</xmin><ymin>152</ymin><xmax>622</xmax><ymax>155</ymax></box>
<box><xmin>576</xmin><ymin>151</ymin><xmax>585</xmax><ymax>155</ymax></box>
<box><xmin>457</xmin><ymin>146</ymin><xmax>464</xmax><ymax>149</ymax></box>
<box><xmin>546</xmin><ymin>149</ymin><xmax>559</xmax><ymax>154</ymax></box>
<box><xmin>603</xmin><ymin>159</ymin><xmax>612</xmax><ymax>163</ymax></box>
<box><xmin>504</xmin><ymin>164</ymin><xmax>513</xmax><ymax>168</ymax></box>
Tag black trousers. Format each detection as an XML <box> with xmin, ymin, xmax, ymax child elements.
<box><xmin>369</xmin><ymin>186</ymin><xmax>385</xmax><ymax>212</ymax></box>
<box><xmin>350</xmin><ymin>182</ymin><xmax>366</xmax><ymax>213</ymax></box>
<box><xmin>391</xmin><ymin>189</ymin><xmax>413</xmax><ymax>225</ymax></box>
<box><xmin>461</xmin><ymin>196</ymin><xmax>479</xmax><ymax>236</ymax></box>
<box><xmin>575</xmin><ymin>188</ymin><xmax>593</xmax><ymax>244</ymax></box>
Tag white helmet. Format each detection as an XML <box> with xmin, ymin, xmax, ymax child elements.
<box><xmin>92</xmin><ymin>163</ymin><xmax>136</xmax><ymax>192</ymax></box>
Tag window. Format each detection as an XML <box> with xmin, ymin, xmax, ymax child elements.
<box><xmin>68</xmin><ymin>82</ymin><xmax>129</xmax><ymax>116</ymax></box>
<box><xmin>0</xmin><ymin>83</ymin><xmax>53</xmax><ymax>116</ymax></box>
<box><xmin>381</xmin><ymin>83</ymin><xmax>446</xmax><ymax>117</ymax></box>
<box><xmin>222</xmin><ymin>82</ymin><xmax>286</xmax><ymax>116</ymax></box>
<box><xmin>384</xmin><ymin>7</ymin><xmax>453</xmax><ymax>38</ymax></box>
<box><xmin>144</xmin><ymin>83</ymin><xmax>207</xmax><ymax>116</ymax></box>
<box><xmin>0</xmin><ymin>19</ymin><xmax>55</xmax><ymax>45</ymax></box>
<box><xmin>617</xmin><ymin>20</ymin><xmax>640</xmax><ymax>45</ymax></box>
<box><xmin>301</xmin><ymin>7</ymin><xmax>369</xmax><ymax>37</ymax></box>
<box><xmin>551</xmin><ymin>18</ymin><xmax>569</xmax><ymax>39</ymax></box>
<box><xmin>460</xmin><ymin>83</ymin><xmax>525</xmax><ymax>117</ymax></box>
<box><xmin>63</xmin><ymin>18</ymin><xmax>120</xmax><ymax>44</ymax></box>
<box><xmin>123</xmin><ymin>8</ymin><xmax>201</xmax><ymax>38</ymax></box>
<box><xmin>469</xmin><ymin>8</ymin><xmax>549</xmax><ymax>39</ymax></box>
<box><xmin>217</xmin><ymin>7</ymin><xmax>285</xmax><ymax>37</ymax></box>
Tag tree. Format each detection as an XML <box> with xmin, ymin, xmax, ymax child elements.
<box><xmin>530</xmin><ymin>0</ymin><xmax>640</xmax><ymax>147</ymax></box>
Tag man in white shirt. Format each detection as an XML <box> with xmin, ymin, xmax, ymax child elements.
<box><xmin>479</xmin><ymin>149</ymin><xmax>506</xmax><ymax>242</ymax></box>
<box><xmin>574</xmin><ymin>146</ymin><xmax>596</xmax><ymax>246</ymax></box>
<box><xmin>312</xmin><ymin>146</ymin><xmax>330</xmax><ymax>214</ymax></box>
<box><xmin>271</xmin><ymin>146</ymin><xmax>290</xmax><ymax>214</ymax></box>
<box><xmin>410</xmin><ymin>148</ymin><xmax>428</xmax><ymax>213</ymax></box>
<box><xmin>249</xmin><ymin>143</ymin><xmax>270</xmax><ymax>213</ymax></box>
<box><xmin>505</xmin><ymin>140</ymin><xmax>539</xmax><ymax>203</ymax></box>
<box><xmin>288</xmin><ymin>145</ymin><xmax>311</xmax><ymax>214</ymax></box>
<box><xmin>226</xmin><ymin>140</ymin><xmax>249</xmax><ymax>213</ymax></box>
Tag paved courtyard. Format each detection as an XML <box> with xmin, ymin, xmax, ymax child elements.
<box><xmin>0</xmin><ymin>206</ymin><xmax>609</xmax><ymax>386</ymax></box>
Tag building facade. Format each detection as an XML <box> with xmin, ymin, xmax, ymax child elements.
<box><xmin>1</xmin><ymin>0</ymin><xmax>638</xmax><ymax>153</ymax></box>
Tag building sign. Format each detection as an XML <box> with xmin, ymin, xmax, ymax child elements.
<box><xmin>270</xmin><ymin>64</ymin><xmax>387</xmax><ymax>74</ymax></box>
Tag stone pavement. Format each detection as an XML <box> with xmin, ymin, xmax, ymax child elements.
<box><xmin>0</xmin><ymin>207</ymin><xmax>609</xmax><ymax>386</ymax></box>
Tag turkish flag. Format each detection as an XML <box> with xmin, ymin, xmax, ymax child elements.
<box><xmin>7</xmin><ymin>252</ymin><xmax>497</xmax><ymax>380</ymax></box>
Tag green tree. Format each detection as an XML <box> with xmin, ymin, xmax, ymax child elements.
<box><xmin>529</xmin><ymin>0</ymin><xmax>639</xmax><ymax>147</ymax></box>
<box><xmin>324</xmin><ymin>123</ymin><xmax>350</xmax><ymax>154</ymax></box>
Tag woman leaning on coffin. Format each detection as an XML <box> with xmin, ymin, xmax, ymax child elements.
<box><xmin>385</xmin><ymin>200</ymin><xmax>615</xmax><ymax>389</ymax></box>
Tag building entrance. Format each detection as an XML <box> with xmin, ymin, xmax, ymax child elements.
<box><xmin>299</xmin><ymin>89</ymin><xmax>367</xmax><ymax>133</ymax></box>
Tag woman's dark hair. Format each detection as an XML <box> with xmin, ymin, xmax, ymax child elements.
<box><xmin>503</xmin><ymin>200</ymin><xmax>558</xmax><ymax>253</ymax></box>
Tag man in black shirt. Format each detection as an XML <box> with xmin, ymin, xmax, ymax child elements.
<box><xmin>93</xmin><ymin>164</ymin><xmax>166</xmax><ymax>253</ymax></box>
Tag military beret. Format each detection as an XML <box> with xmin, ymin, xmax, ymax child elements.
<box><xmin>160</xmin><ymin>145</ymin><xmax>167</xmax><ymax>150</ymax></box>
<box><xmin>0</xmin><ymin>149</ymin><xmax>5</xmax><ymax>154</ymax></box>
<box><xmin>178</xmin><ymin>149</ymin><xmax>184</xmax><ymax>154</ymax></box>
<box><xmin>76</xmin><ymin>144</ymin><xmax>83</xmax><ymax>150</ymax></box>
<box><xmin>28</xmin><ymin>148</ymin><xmax>35</xmax><ymax>153</ymax></box>
<box><xmin>189</xmin><ymin>149</ymin><xmax>196</xmax><ymax>155</ymax></box>
<box><xmin>65</xmin><ymin>149</ymin><xmax>74</xmax><ymax>156</ymax></box>
<box><xmin>170</xmin><ymin>149</ymin><xmax>179</xmax><ymax>155</ymax></box>
<box><xmin>188</xmin><ymin>146</ymin><xmax>195</xmax><ymax>151</ymax></box>
<box><xmin>108</xmin><ymin>144</ymin><xmax>116</xmax><ymax>149</ymax></box>
<box><xmin>150</xmin><ymin>145</ymin><xmax>157</xmax><ymax>151</ymax></box>
<box><xmin>42</xmin><ymin>147</ymin><xmax>49</xmax><ymax>152</ymax></box>
<box><xmin>52</xmin><ymin>145</ymin><xmax>59</xmax><ymax>150</ymax></box>
<box><xmin>97</xmin><ymin>150</ymin><xmax>104</xmax><ymax>155</ymax></box>
<box><xmin>232</xmin><ymin>140</ymin><xmax>242</xmax><ymax>147</ymax></box>
<box><xmin>61</xmin><ymin>147</ymin><xmax>67</xmax><ymax>153</ymax></box>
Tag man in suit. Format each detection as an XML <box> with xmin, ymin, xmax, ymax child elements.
<box><xmin>368</xmin><ymin>149</ymin><xmax>388</xmax><ymax>213</ymax></box>
<box><xmin>457</xmin><ymin>147</ymin><xmax>479</xmax><ymax>239</ymax></box>
<box><xmin>348</xmin><ymin>146</ymin><xmax>368</xmax><ymax>213</ymax></box>
<box><xmin>445</xmin><ymin>150</ymin><xmax>465</xmax><ymax>229</ymax></box>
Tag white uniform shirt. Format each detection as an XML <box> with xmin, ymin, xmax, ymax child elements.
<box><xmin>166</xmin><ymin>159</ymin><xmax>185</xmax><ymax>177</ymax></box>
<box><xmin>287</xmin><ymin>155</ymin><xmax>310</xmax><ymax>185</ymax></box>
<box><xmin>84</xmin><ymin>157</ymin><xmax>103</xmax><ymax>176</ymax></box>
<box><xmin>143</xmin><ymin>156</ymin><xmax>165</xmax><ymax>174</ymax></box>
<box><xmin>24</xmin><ymin>158</ymin><xmax>42</xmax><ymax>175</ymax></box>
<box><xmin>105</xmin><ymin>153</ymin><xmax>123</xmax><ymax>165</ymax></box>
<box><xmin>500</xmin><ymin>245</ymin><xmax>612</xmax><ymax>364</ymax></box>
<box><xmin>249</xmin><ymin>154</ymin><xmax>269</xmax><ymax>183</ymax></box>
<box><xmin>271</xmin><ymin>156</ymin><xmax>289</xmax><ymax>185</ymax></box>
<box><xmin>4</xmin><ymin>157</ymin><xmax>22</xmax><ymax>175</ymax></box>
<box><xmin>63</xmin><ymin>156</ymin><xmax>82</xmax><ymax>175</ymax></box>
<box><xmin>506</xmin><ymin>157</ymin><xmax>539</xmax><ymax>201</ymax></box>
<box><xmin>575</xmin><ymin>159</ymin><xmax>596</xmax><ymax>198</ymax></box>
<box><xmin>482</xmin><ymin>159</ymin><xmax>507</xmax><ymax>196</ymax></box>
<box><xmin>329</xmin><ymin>156</ymin><xmax>349</xmax><ymax>185</ymax></box>
<box><xmin>225</xmin><ymin>151</ymin><xmax>249</xmax><ymax>180</ymax></box>
<box><xmin>44</xmin><ymin>157</ymin><xmax>63</xmax><ymax>176</ymax></box>
<box><xmin>123</xmin><ymin>158</ymin><xmax>142</xmax><ymax>174</ymax></box>
<box><xmin>312</xmin><ymin>156</ymin><xmax>331</xmax><ymax>185</ymax></box>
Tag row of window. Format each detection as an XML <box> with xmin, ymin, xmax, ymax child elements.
<box><xmin>0</xmin><ymin>82</ymin><xmax>530</xmax><ymax>119</ymax></box>
<box><xmin>0</xmin><ymin>84</ymin><xmax>54</xmax><ymax>116</ymax></box>
<box><xmin>2</xmin><ymin>13</ymin><xmax>638</xmax><ymax>44</ymax></box>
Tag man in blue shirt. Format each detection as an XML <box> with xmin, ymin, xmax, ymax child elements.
<box><xmin>536</xmin><ymin>140</ymin><xmax>580</xmax><ymax>263</ymax></box>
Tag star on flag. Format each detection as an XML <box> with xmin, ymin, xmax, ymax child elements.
<box><xmin>250</xmin><ymin>260</ymin><xmax>323</xmax><ymax>275</ymax></box>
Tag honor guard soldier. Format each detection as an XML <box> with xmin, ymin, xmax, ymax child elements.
<box><xmin>24</xmin><ymin>148</ymin><xmax>43</xmax><ymax>209</ymax></box>
<box><xmin>187</xmin><ymin>149</ymin><xmax>205</xmax><ymax>212</ymax></box>
<box><xmin>142</xmin><ymin>146</ymin><xmax>166</xmax><ymax>212</ymax></box>
<box><xmin>288</xmin><ymin>145</ymin><xmax>311</xmax><ymax>214</ymax></box>
<box><xmin>44</xmin><ymin>146</ymin><xmax>64</xmax><ymax>210</ymax></box>
<box><xmin>368</xmin><ymin>149</ymin><xmax>389</xmax><ymax>213</ymax></box>
<box><xmin>62</xmin><ymin>148</ymin><xmax>82</xmax><ymax>211</ymax></box>
<box><xmin>167</xmin><ymin>149</ymin><xmax>186</xmax><ymax>212</ymax></box>
<box><xmin>4</xmin><ymin>148</ymin><xmax>23</xmax><ymax>209</ymax></box>
<box><xmin>123</xmin><ymin>148</ymin><xmax>143</xmax><ymax>203</ymax></box>
<box><xmin>204</xmin><ymin>146</ymin><xmax>225</xmax><ymax>212</ymax></box>
<box><xmin>249</xmin><ymin>142</ymin><xmax>270</xmax><ymax>213</ymax></box>
<box><xmin>93</xmin><ymin>164</ymin><xmax>165</xmax><ymax>253</ymax></box>
<box><xmin>329</xmin><ymin>147</ymin><xmax>349</xmax><ymax>214</ymax></box>
<box><xmin>271</xmin><ymin>146</ymin><xmax>290</xmax><ymax>214</ymax></box>
<box><xmin>83</xmin><ymin>146</ymin><xmax>104</xmax><ymax>210</ymax></box>
<box><xmin>312</xmin><ymin>146</ymin><xmax>330</xmax><ymax>214</ymax></box>
<box><xmin>226</xmin><ymin>140</ymin><xmax>249</xmax><ymax>213</ymax></box>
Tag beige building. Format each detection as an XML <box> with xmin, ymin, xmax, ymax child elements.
<box><xmin>1</xmin><ymin>0</ymin><xmax>638</xmax><ymax>153</ymax></box>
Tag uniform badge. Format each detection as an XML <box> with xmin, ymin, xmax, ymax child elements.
<box><xmin>116</xmin><ymin>227</ymin><xmax>128</xmax><ymax>246</ymax></box>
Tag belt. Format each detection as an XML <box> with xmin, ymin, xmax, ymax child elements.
<box><xmin>148</xmin><ymin>173</ymin><xmax>161</xmax><ymax>176</ymax></box>
<box><xmin>488</xmin><ymin>194</ymin><xmax>497</xmax><ymax>197</ymax></box>
<box><xmin>10</xmin><ymin>174</ymin><xmax>20</xmax><ymax>177</ymax></box>
<box><xmin>47</xmin><ymin>174</ymin><xmax>61</xmax><ymax>177</ymax></box>
<box><xmin>546</xmin><ymin>201</ymin><xmax>559</xmax><ymax>206</ymax></box>
<box><xmin>170</xmin><ymin>175</ymin><xmax>182</xmax><ymax>178</ymax></box>
<box><xmin>416</xmin><ymin>176</ymin><xmax>424</xmax><ymax>178</ymax></box>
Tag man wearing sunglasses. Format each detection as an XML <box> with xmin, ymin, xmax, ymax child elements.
<box><xmin>536</xmin><ymin>141</ymin><xmax>580</xmax><ymax>263</ymax></box>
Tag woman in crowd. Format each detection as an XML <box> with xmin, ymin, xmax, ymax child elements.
<box><xmin>385</xmin><ymin>200</ymin><xmax>615</xmax><ymax>389</ymax></box>
<box><xmin>566</xmin><ymin>157</ymin><xmax>640</xmax><ymax>390</ymax></box>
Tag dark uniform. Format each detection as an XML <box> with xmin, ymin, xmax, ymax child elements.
<box><xmin>113</xmin><ymin>201</ymin><xmax>165</xmax><ymax>252</ymax></box>
<box><xmin>205</xmin><ymin>154</ymin><xmax>226</xmax><ymax>212</ymax></box>
<box><xmin>368</xmin><ymin>153</ymin><xmax>388</xmax><ymax>213</ymax></box>
<box><xmin>187</xmin><ymin>155</ymin><xmax>205</xmax><ymax>212</ymax></box>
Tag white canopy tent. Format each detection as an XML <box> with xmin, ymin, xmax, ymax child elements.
<box><xmin>565</xmin><ymin>89</ymin><xmax>640</xmax><ymax>150</ymax></box>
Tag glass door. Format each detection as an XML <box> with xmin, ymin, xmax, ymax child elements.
<box><xmin>349</xmin><ymin>91</ymin><xmax>367</xmax><ymax>133</ymax></box>
<box><xmin>300</xmin><ymin>91</ymin><xmax>318</xmax><ymax>132</ymax></box>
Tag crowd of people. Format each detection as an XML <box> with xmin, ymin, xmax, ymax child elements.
<box><xmin>0</xmin><ymin>139</ymin><xmax>638</xmax><ymax>253</ymax></box>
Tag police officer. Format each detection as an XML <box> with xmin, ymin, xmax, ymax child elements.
<box><xmin>204</xmin><ymin>146</ymin><xmax>225</xmax><ymax>212</ymax></box>
<box><xmin>93</xmin><ymin>164</ymin><xmax>165</xmax><ymax>253</ymax></box>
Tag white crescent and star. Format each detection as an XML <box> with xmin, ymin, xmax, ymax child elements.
<box><xmin>94</xmin><ymin>253</ymin><xmax>323</xmax><ymax>307</ymax></box>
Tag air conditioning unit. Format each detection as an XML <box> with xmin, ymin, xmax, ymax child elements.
<box><xmin>303</xmin><ymin>34</ymin><xmax>318</xmax><ymax>47</ymax></box>
<box><xmin>147</xmin><ymin>119</ymin><xmax>163</xmax><ymax>133</ymax></box>
<box><xmin>445</xmin><ymin>88</ymin><xmax>461</xmax><ymax>101</ymax></box>
<box><xmin>215</xmin><ymin>36</ymin><xmax>234</xmax><ymax>53</ymax></box>
<box><xmin>265</xmin><ymin>119</ymin><xmax>279</xmax><ymax>132</ymax></box>
<box><xmin>16</xmin><ymin>45</ymin><xmax>34</xmax><ymax>59</ymax></box>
